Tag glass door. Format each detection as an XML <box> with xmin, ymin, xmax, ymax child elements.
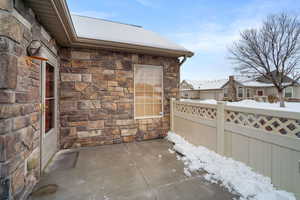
<box><xmin>45</xmin><ymin>63</ymin><xmax>55</xmax><ymax>134</ymax></box>
<box><xmin>41</xmin><ymin>62</ymin><xmax>58</xmax><ymax>170</ymax></box>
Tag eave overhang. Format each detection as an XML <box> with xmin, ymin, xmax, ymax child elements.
<box><xmin>23</xmin><ymin>0</ymin><xmax>194</xmax><ymax>58</ymax></box>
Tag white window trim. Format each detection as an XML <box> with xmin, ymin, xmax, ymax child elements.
<box><xmin>284</xmin><ymin>87</ymin><xmax>294</xmax><ymax>98</ymax></box>
<box><xmin>237</xmin><ymin>87</ymin><xmax>244</xmax><ymax>98</ymax></box>
<box><xmin>133</xmin><ymin>64</ymin><xmax>164</xmax><ymax>120</ymax></box>
<box><xmin>246</xmin><ymin>88</ymin><xmax>251</xmax><ymax>98</ymax></box>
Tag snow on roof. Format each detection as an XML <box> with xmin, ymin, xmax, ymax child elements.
<box><xmin>71</xmin><ymin>14</ymin><xmax>189</xmax><ymax>52</ymax></box>
<box><xmin>184</xmin><ymin>79</ymin><xmax>228</xmax><ymax>90</ymax></box>
<box><xmin>239</xmin><ymin>80</ymin><xmax>292</xmax><ymax>87</ymax></box>
<box><xmin>241</xmin><ymin>81</ymin><xmax>276</xmax><ymax>87</ymax></box>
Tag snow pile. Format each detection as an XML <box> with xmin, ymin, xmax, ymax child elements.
<box><xmin>227</xmin><ymin>100</ymin><xmax>300</xmax><ymax>113</ymax></box>
<box><xmin>180</xmin><ymin>99</ymin><xmax>217</xmax><ymax>104</ymax></box>
<box><xmin>181</xmin><ymin>99</ymin><xmax>300</xmax><ymax>113</ymax></box>
<box><xmin>166</xmin><ymin>131</ymin><xmax>296</xmax><ymax>200</ymax></box>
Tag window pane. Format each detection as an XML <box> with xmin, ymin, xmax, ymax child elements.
<box><xmin>145</xmin><ymin>104</ymin><xmax>154</xmax><ymax>116</ymax></box>
<box><xmin>45</xmin><ymin>99</ymin><xmax>54</xmax><ymax>133</ymax></box>
<box><xmin>224</xmin><ymin>88</ymin><xmax>228</xmax><ymax>97</ymax></box>
<box><xmin>134</xmin><ymin>65</ymin><xmax>163</xmax><ymax>118</ymax></box>
<box><xmin>285</xmin><ymin>87</ymin><xmax>292</xmax><ymax>98</ymax></box>
<box><xmin>257</xmin><ymin>90</ymin><xmax>263</xmax><ymax>96</ymax></box>
<box><xmin>153</xmin><ymin>104</ymin><xmax>162</xmax><ymax>115</ymax></box>
<box><xmin>135</xmin><ymin>104</ymin><xmax>145</xmax><ymax>117</ymax></box>
<box><xmin>135</xmin><ymin>104</ymin><xmax>144</xmax><ymax>117</ymax></box>
<box><xmin>135</xmin><ymin>83</ymin><xmax>144</xmax><ymax>92</ymax></box>
<box><xmin>46</xmin><ymin>63</ymin><xmax>54</xmax><ymax>98</ymax></box>
<box><xmin>45</xmin><ymin>63</ymin><xmax>55</xmax><ymax>134</ymax></box>
<box><xmin>238</xmin><ymin>87</ymin><xmax>243</xmax><ymax>98</ymax></box>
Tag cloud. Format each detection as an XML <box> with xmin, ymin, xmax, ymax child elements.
<box><xmin>173</xmin><ymin>17</ymin><xmax>262</xmax><ymax>53</ymax></box>
<box><xmin>71</xmin><ymin>11</ymin><xmax>117</xmax><ymax>19</ymax></box>
<box><xmin>172</xmin><ymin>0</ymin><xmax>296</xmax><ymax>53</ymax></box>
<box><xmin>171</xmin><ymin>0</ymin><xmax>299</xmax><ymax>80</ymax></box>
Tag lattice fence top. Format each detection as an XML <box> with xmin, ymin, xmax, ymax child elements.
<box><xmin>225</xmin><ymin>110</ymin><xmax>300</xmax><ymax>139</ymax></box>
<box><xmin>174</xmin><ymin>101</ymin><xmax>217</xmax><ymax>121</ymax></box>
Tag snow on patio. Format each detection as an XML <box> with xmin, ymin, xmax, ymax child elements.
<box><xmin>182</xmin><ymin>99</ymin><xmax>300</xmax><ymax>113</ymax></box>
<box><xmin>166</xmin><ymin>131</ymin><xmax>296</xmax><ymax>200</ymax></box>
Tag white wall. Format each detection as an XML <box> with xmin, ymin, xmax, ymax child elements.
<box><xmin>180</xmin><ymin>90</ymin><xmax>200</xmax><ymax>99</ymax></box>
<box><xmin>199</xmin><ymin>90</ymin><xmax>223</xmax><ymax>100</ymax></box>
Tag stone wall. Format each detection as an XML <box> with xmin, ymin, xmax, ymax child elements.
<box><xmin>59</xmin><ymin>48</ymin><xmax>180</xmax><ymax>148</ymax></box>
<box><xmin>0</xmin><ymin>1</ymin><xmax>58</xmax><ymax>199</ymax></box>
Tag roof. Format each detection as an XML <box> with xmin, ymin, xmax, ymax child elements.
<box><xmin>241</xmin><ymin>81</ymin><xmax>293</xmax><ymax>87</ymax></box>
<box><xmin>23</xmin><ymin>0</ymin><xmax>193</xmax><ymax>57</ymax></box>
<box><xmin>182</xmin><ymin>79</ymin><xmax>228</xmax><ymax>90</ymax></box>
<box><xmin>71</xmin><ymin>14</ymin><xmax>189</xmax><ymax>53</ymax></box>
<box><xmin>182</xmin><ymin>75</ymin><xmax>298</xmax><ymax>91</ymax></box>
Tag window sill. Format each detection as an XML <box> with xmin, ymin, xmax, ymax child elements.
<box><xmin>135</xmin><ymin>115</ymin><xmax>163</xmax><ymax>120</ymax></box>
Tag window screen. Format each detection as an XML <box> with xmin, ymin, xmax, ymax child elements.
<box><xmin>224</xmin><ymin>88</ymin><xmax>228</xmax><ymax>97</ymax></box>
<box><xmin>134</xmin><ymin>65</ymin><xmax>163</xmax><ymax>118</ymax></box>
<box><xmin>238</xmin><ymin>87</ymin><xmax>243</xmax><ymax>98</ymax></box>
<box><xmin>246</xmin><ymin>88</ymin><xmax>250</xmax><ymax>98</ymax></box>
<box><xmin>284</xmin><ymin>87</ymin><xmax>293</xmax><ymax>98</ymax></box>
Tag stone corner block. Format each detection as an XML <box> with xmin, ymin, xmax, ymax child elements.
<box><xmin>0</xmin><ymin>0</ymin><xmax>13</xmax><ymax>11</ymax></box>
<box><xmin>0</xmin><ymin>53</ymin><xmax>17</xmax><ymax>89</ymax></box>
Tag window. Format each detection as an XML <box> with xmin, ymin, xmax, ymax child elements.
<box><xmin>224</xmin><ymin>88</ymin><xmax>228</xmax><ymax>98</ymax></box>
<box><xmin>257</xmin><ymin>89</ymin><xmax>264</xmax><ymax>96</ymax></box>
<box><xmin>134</xmin><ymin>65</ymin><xmax>163</xmax><ymax>118</ymax></box>
<box><xmin>246</xmin><ymin>88</ymin><xmax>250</xmax><ymax>98</ymax></box>
<box><xmin>45</xmin><ymin>63</ymin><xmax>55</xmax><ymax>133</ymax></box>
<box><xmin>237</xmin><ymin>87</ymin><xmax>243</xmax><ymax>98</ymax></box>
<box><xmin>284</xmin><ymin>87</ymin><xmax>293</xmax><ymax>98</ymax></box>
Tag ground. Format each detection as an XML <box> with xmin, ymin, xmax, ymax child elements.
<box><xmin>28</xmin><ymin>140</ymin><xmax>234</xmax><ymax>200</ymax></box>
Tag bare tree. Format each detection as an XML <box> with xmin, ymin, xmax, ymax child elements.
<box><xmin>229</xmin><ymin>13</ymin><xmax>300</xmax><ymax>107</ymax></box>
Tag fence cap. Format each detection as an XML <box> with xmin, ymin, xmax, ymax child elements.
<box><xmin>217</xmin><ymin>101</ymin><xmax>227</xmax><ymax>105</ymax></box>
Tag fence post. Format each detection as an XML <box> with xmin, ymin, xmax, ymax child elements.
<box><xmin>217</xmin><ymin>101</ymin><xmax>226</xmax><ymax>155</ymax></box>
<box><xmin>170</xmin><ymin>98</ymin><xmax>175</xmax><ymax>132</ymax></box>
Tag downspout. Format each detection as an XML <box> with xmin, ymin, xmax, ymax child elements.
<box><xmin>178</xmin><ymin>55</ymin><xmax>187</xmax><ymax>99</ymax></box>
<box><xmin>179</xmin><ymin>55</ymin><xmax>187</xmax><ymax>67</ymax></box>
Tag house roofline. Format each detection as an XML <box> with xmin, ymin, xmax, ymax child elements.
<box><xmin>24</xmin><ymin>0</ymin><xmax>194</xmax><ymax>57</ymax></box>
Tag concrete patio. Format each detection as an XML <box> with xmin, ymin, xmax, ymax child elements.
<box><xmin>28</xmin><ymin>140</ymin><xmax>235</xmax><ymax>200</ymax></box>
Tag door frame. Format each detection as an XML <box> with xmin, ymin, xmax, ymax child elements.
<box><xmin>39</xmin><ymin>45</ymin><xmax>59</xmax><ymax>171</ymax></box>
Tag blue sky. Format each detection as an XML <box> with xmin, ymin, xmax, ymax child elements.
<box><xmin>67</xmin><ymin>0</ymin><xmax>300</xmax><ymax>80</ymax></box>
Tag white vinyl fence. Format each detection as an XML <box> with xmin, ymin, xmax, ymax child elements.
<box><xmin>170</xmin><ymin>98</ymin><xmax>300</xmax><ymax>199</ymax></box>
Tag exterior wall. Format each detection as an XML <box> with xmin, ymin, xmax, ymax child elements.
<box><xmin>180</xmin><ymin>81</ymin><xmax>193</xmax><ymax>90</ymax></box>
<box><xmin>180</xmin><ymin>89</ymin><xmax>223</xmax><ymax>100</ymax></box>
<box><xmin>59</xmin><ymin>48</ymin><xmax>180</xmax><ymax>148</ymax></box>
<box><xmin>0</xmin><ymin>1</ymin><xmax>58</xmax><ymax>199</ymax></box>
<box><xmin>199</xmin><ymin>90</ymin><xmax>223</xmax><ymax>100</ymax></box>
<box><xmin>293</xmin><ymin>86</ymin><xmax>300</xmax><ymax>99</ymax></box>
<box><xmin>180</xmin><ymin>90</ymin><xmax>200</xmax><ymax>99</ymax></box>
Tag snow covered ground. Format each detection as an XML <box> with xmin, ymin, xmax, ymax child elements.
<box><xmin>182</xmin><ymin>99</ymin><xmax>300</xmax><ymax>113</ymax></box>
<box><xmin>166</xmin><ymin>131</ymin><xmax>296</xmax><ymax>200</ymax></box>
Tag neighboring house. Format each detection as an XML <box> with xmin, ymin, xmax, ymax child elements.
<box><xmin>0</xmin><ymin>1</ymin><xmax>193</xmax><ymax>199</ymax></box>
<box><xmin>180</xmin><ymin>79</ymin><xmax>227</xmax><ymax>100</ymax></box>
<box><xmin>180</xmin><ymin>75</ymin><xmax>300</xmax><ymax>101</ymax></box>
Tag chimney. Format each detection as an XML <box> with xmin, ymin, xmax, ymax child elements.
<box><xmin>228</xmin><ymin>75</ymin><xmax>237</xmax><ymax>102</ymax></box>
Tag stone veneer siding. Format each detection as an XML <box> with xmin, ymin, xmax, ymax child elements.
<box><xmin>0</xmin><ymin>1</ymin><xmax>58</xmax><ymax>199</ymax></box>
<box><xmin>59</xmin><ymin>48</ymin><xmax>180</xmax><ymax>148</ymax></box>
